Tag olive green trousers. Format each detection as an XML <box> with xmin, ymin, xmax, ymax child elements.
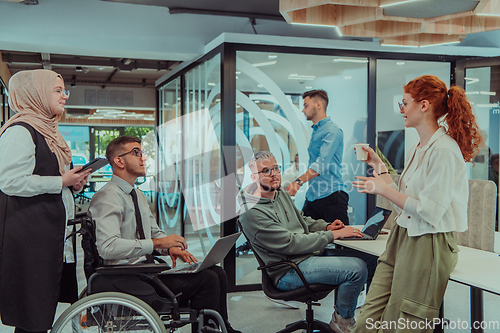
<box><xmin>354</xmin><ymin>225</ymin><xmax>459</xmax><ymax>333</ymax></box>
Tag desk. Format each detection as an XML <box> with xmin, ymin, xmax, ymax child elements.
<box><xmin>336</xmin><ymin>228</ymin><xmax>500</xmax><ymax>333</ymax></box>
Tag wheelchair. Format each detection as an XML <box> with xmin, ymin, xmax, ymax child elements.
<box><xmin>51</xmin><ymin>213</ymin><xmax>228</xmax><ymax>333</ymax></box>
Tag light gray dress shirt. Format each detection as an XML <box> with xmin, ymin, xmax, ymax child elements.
<box><xmin>89</xmin><ymin>174</ymin><xmax>167</xmax><ymax>265</ymax></box>
<box><xmin>0</xmin><ymin>125</ymin><xmax>75</xmax><ymax>263</ymax></box>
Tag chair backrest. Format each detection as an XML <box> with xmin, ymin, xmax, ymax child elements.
<box><xmin>453</xmin><ymin>179</ymin><xmax>497</xmax><ymax>252</ymax></box>
<box><xmin>69</xmin><ymin>212</ymin><xmax>102</xmax><ymax>279</ymax></box>
<box><xmin>376</xmin><ymin>174</ymin><xmax>400</xmax><ymax>230</ymax></box>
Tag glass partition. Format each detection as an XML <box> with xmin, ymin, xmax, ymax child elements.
<box><xmin>155</xmin><ymin>41</ymin><xmax>468</xmax><ymax>291</ymax></box>
<box><xmin>234</xmin><ymin>51</ymin><xmax>369</xmax><ymax>285</ymax></box>
<box><xmin>158</xmin><ymin>77</ymin><xmax>183</xmax><ymax>236</ymax></box>
<box><xmin>465</xmin><ymin>66</ymin><xmax>500</xmax><ymax>232</ymax></box>
<box><xmin>157</xmin><ymin>55</ymin><xmax>223</xmax><ymax>259</ymax></box>
<box><xmin>183</xmin><ymin>54</ymin><xmax>223</xmax><ymax>256</ymax></box>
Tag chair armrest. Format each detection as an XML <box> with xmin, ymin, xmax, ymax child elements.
<box><xmin>96</xmin><ymin>263</ymin><xmax>171</xmax><ymax>275</ymax></box>
<box><xmin>258</xmin><ymin>260</ymin><xmax>313</xmax><ymax>293</ymax></box>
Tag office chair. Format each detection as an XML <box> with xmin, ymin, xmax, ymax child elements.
<box><xmin>238</xmin><ymin>221</ymin><xmax>337</xmax><ymax>333</ymax></box>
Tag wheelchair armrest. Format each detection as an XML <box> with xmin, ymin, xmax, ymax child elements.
<box><xmin>258</xmin><ymin>260</ymin><xmax>313</xmax><ymax>293</ymax></box>
<box><xmin>96</xmin><ymin>262</ymin><xmax>171</xmax><ymax>275</ymax></box>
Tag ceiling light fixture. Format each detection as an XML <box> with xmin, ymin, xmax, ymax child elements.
<box><xmin>480</xmin><ymin>91</ymin><xmax>497</xmax><ymax>96</ymax></box>
<box><xmin>477</xmin><ymin>13</ymin><xmax>500</xmax><ymax>17</ymax></box>
<box><xmin>333</xmin><ymin>58</ymin><xmax>368</xmax><ymax>63</ymax></box>
<box><xmin>380</xmin><ymin>44</ymin><xmax>419</xmax><ymax>48</ymax></box>
<box><xmin>465</xmin><ymin>78</ymin><xmax>480</xmax><ymax>85</ymax></box>
<box><xmin>419</xmin><ymin>41</ymin><xmax>460</xmax><ymax>48</ymax></box>
<box><xmin>268</xmin><ymin>55</ymin><xmax>278</xmax><ymax>59</ymax></box>
<box><xmin>252</xmin><ymin>61</ymin><xmax>277</xmax><ymax>67</ymax></box>
<box><xmin>379</xmin><ymin>0</ymin><xmax>419</xmax><ymax>8</ymax></box>
<box><xmin>396</xmin><ymin>61</ymin><xmax>405</xmax><ymax>65</ymax></box>
<box><xmin>476</xmin><ymin>103</ymin><xmax>499</xmax><ymax>108</ymax></box>
<box><xmin>288</xmin><ymin>74</ymin><xmax>315</xmax><ymax>80</ymax></box>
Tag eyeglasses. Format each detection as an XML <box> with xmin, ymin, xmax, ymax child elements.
<box><xmin>254</xmin><ymin>165</ymin><xmax>281</xmax><ymax>177</ymax></box>
<box><xmin>54</xmin><ymin>88</ymin><xmax>70</xmax><ymax>98</ymax></box>
<box><xmin>398</xmin><ymin>101</ymin><xmax>406</xmax><ymax>110</ymax></box>
<box><xmin>118</xmin><ymin>148</ymin><xmax>146</xmax><ymax>158</ymax></box>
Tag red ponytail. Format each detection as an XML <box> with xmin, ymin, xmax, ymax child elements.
<box><xmin>404</xmin><ymin>75</ymin><xmax>483</xmax><ymax>162</ymax></box>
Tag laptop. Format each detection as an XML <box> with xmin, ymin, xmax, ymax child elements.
<box><xmin>342</xmin><ymin>206</ymin><xmax>392</xmax><ymax>240</ymax></box>
<box><xmin>161</xmin><ymin>232</ymin><xmax>242</xmax><ymax>274</ymax></box>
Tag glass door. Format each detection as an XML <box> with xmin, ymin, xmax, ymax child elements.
<box><xmin>460</xmin><ymin>58</ymin><xmax>500</xmax><ymax>236</ymax></box>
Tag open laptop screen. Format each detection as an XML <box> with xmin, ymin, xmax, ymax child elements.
<box><xmin>362</xmin><ymin>207</ymin><xmax>392</xmax><ymax>237</ymax></box>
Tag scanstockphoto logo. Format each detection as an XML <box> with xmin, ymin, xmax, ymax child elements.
<box><xmin>365</xmin><ymin>318</ymin><xmax>500</xmax><ymax>331</ymax></box>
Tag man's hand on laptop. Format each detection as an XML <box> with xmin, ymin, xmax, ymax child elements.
<box><xmin>327</xmin><ymin>220</ymin><xmax>345</xmax><ymax>231</ymax></box>
<box><xmin>332</xmin><ymin>226</ymin><xmax>363</xmax><ymax>239</ymax></box>
<box><xmin>169</xmin><ymin>247</ymin><xmax>198</xmax><ymax>268</ymax></box>
<box><xmin>153</xmin><ymin>234</ymin><xmax>187</xmax><ymax>251</ymax></box>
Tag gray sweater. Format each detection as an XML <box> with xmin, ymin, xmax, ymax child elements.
<box><xmin>238</xmin><ymin>185</ymin><xmax>335</xmax><ymax>285</ymax></box>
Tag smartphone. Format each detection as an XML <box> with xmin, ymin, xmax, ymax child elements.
<box><xmin>76</xmin><ymin>157</ymin><xmax>109</xmax><ymax>173</ymax></box>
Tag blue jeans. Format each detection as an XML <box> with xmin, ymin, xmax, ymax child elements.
<box><xmin>276</xmin><ymin>249</ymin><xmax>368</xmax><ymax>319</ymax></box>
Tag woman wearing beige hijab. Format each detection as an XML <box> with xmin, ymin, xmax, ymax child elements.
<box><xmin>0</xmin><ymin>70</ymin><xmax>91</xmax><ymax>333</ymax></box>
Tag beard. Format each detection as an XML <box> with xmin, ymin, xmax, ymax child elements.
<box><xmin>125</xmin><ymin>163</ymin><xmax>146</xmax><ymax>178</ymax></box>
<box><xmin>259</xmin><ymin>179</ymin><xmax>280</xmax><ymax>192</ymax></box>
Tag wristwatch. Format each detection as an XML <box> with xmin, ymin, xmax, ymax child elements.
<box><xmin>295</xmin><ymin>178</ymin><xmax>304</xmax><ymax>186</ymax></box>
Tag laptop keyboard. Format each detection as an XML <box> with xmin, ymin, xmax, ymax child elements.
<box><xmin>343</xmin><ymin>233</ymin><xmax>373</xmax><ymax>240</ymax></box>
<box><xmin>172</xmin><ymin>261</ymin><xmax>202</xmax><ymax>273</ymax></box>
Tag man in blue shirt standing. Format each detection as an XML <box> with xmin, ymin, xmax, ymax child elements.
<box><xmin>287</xmin><ymin>89</ymin><xmax>350</xmax><ymax>224</ymax></box>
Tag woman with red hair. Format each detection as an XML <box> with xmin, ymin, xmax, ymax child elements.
<box><xmin>353</xmin><ymin>75</ymin><xmax>482</xmax><ymax>332</ymax></box>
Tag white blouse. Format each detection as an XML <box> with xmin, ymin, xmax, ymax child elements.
<box><xmin>0</xmin><ymin>125</ymin><xmax>75</xmax><ymax>263</ymax></box>
<box><xmin>394</xmin><ymin>127</ymin><xmax>468</xmax><ymax>237</ymax></box>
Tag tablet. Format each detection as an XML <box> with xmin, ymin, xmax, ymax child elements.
<box><xmin>76</xmin><ymin>157</ymin><xmax>109</xmax><ymax>173</ymax></box>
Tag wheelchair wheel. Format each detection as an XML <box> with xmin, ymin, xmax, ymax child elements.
<box><xmin>51</xmin><ymin>291</ymin><xmax>166</xmax><ymax>333</ymax></box>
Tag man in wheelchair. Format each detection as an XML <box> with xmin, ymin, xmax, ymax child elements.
<box><xmin>88</xmin><ymin>135</ymin><xmax>241</xmax><ymax>333</ymax></box>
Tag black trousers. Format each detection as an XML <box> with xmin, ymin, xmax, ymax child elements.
<box><xmin>302</xmin><ymin>190</ymin><xmax>350</xmax><ymax>225</ymax></box>
<box><xmin>159</xmin><ymin>265</ymin><xmax>229</xmax><ymax>322</ymax></box>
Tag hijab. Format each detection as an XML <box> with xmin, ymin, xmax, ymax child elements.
<box><xmin>0</xmin><ymin>69</ymin><xmax>71</xmax><ymax>175</ymax></box>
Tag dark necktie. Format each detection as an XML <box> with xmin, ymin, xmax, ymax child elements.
<box><xmin>130</xmin><ymin>189</ymin><xmax>154</xmax><ymax>263</ymax></box>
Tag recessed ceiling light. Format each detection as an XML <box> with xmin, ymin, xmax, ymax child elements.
<box><xmin>207</xmin><ymin>82</ymin><xmax>216</xmax><ymax>86</ymax></box>
<box><xmin>257</xmin><ymin>84</ymin><xmax>264</xmax><ymax>88</ymax></box>
<box><xmin>344</xmin><ymin>76</ymin><xmax>352</xmax><ymax>79</ymax></box>
<box><xmin>465</xmin><ymin>77</ymin><xmax>479</xmax><ymax>85</ymax></box>
<box><xmin>252</xmin><ymin>61</ymin><xmax>277</xmax><ymax>67</ymax></box>
<box><xmin>380</xmin><ymin>0</ymin><xmax>420</xmax><ymax>8</ymax></box>
<box><xmin>419</xmin><ymin>41</ymin><xmax>460</xmax><ymax>48</ymax></box>
<box><xmin>268</xmin><ymin>55</ymin><xmax>278</xmax><ymax>59</ymax></box>
<box><xmin>396</xmin><ymin>61</ymin><xmax>405</xmax><ymax>65</ymax></box>
<box><xmin>235</xmin><ymin>71</ymin><xmax>241</xmax><ymax>75</ymax></box>
<box><xmin>306</xmin><ymin>86</ymin><xmax>312</xmax><ymax>89</ymax></box>
<box><xmin>333</xmin><ymin>58</ymin><xmax>368</xmax><ymax>63</ymax></box>
<box><xmin>287</xmin><ymin>74</ymin><xmax>315</xmax><ymax>81</ymax></box>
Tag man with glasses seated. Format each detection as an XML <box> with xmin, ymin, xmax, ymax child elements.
<box><xmin>239</xmin><ymin>151</ymin><xmax>376</xmax><ymax>333</ymax></box>
<box><xmin>88</xmin><ymin>135</ymin><xmax>241</xmax><ymax>333</ymax></box>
